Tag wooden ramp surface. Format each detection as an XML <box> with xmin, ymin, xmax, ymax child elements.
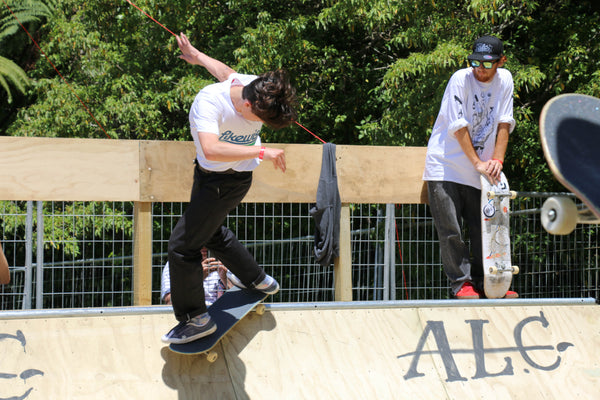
<box><xmin>1</xmin><ymin>302</ymin><xmax>599</xmax><ymax>399</ymax></box>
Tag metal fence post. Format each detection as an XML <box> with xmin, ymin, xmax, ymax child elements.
<box><xmin>384</xmin><ymin>204</ymin><xmax>396</xmax><ymax>301</ymax></box>
<box><xmin>36</xmin><ymin>201</ymin><xmax>44</xmax><ymax>309</ymax></box>
<box><xmin>23</xmin><ymin>201</ymin><xmax>33</xmax><ymax>309</ymax></box>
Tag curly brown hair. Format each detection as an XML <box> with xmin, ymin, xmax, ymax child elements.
<box><xmin>242</xmin><ymin>70</ymin><xmax>297</xmax><ymax>129</ymax></box>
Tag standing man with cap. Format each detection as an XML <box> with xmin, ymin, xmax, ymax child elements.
<box><xmin>423</xmin><ymin>35</ymin><xmax>518</xmax><ymax>299</ymax></box>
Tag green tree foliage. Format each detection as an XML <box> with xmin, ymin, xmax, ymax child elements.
<box><xmin>3</xmin><ymin>0</ymin><xmax>600</xmax><ymax>186</ymax></box>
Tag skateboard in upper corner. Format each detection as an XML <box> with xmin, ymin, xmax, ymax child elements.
<box><xmin>539</xmin><ymin>93</ymin><xmax>600</xmax><ymax>235</ymax></box>
<box><xmin>168</xmin><ymin>286</ymin><xmax>268</xmax><ymax>362</ymax></box>
<box><xmin>480</xmin><ymin>173</ymin><xmax>519</xmax><ymax>299</ymax></box>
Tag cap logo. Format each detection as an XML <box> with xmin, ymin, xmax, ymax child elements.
<box><xmin>474</xmin><ymin>42</ymin><xmax>494</xmax><ymax>54</ymax></box>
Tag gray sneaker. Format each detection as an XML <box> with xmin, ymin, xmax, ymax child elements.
<box><xmin>227</xmin><ymin>271</ymin><xmax>280</xmax><ymax>295</ymax></box>
<box><xmin>161</xmin><ymin>313</ymin><xmax>217</xmax><ymax>344</ymax></box>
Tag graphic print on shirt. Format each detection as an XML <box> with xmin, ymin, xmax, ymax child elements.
<box><xmin>471</xmin><ymin>91</ymin><xmax>495</xmax><ymax>154</ymax></box>
<box><xmin>453</xmin><ymin>95</ymin><xmax>464</xmax><ymax>119</ymax></box>
<box><xmin>220</xmin><ymin>128</ymin><xmax>261</xmax><ymax>145</ymax></box>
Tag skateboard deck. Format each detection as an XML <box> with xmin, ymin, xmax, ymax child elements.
<box><xmin>480</xmin><ymin>173</ymin><xmax>518</xmax><ymax>299</ymax></box>
<box><xmin>169</xmin><ymin>286</ymin><xmax>267</xmax><ymax>361</ymax></box>
<box><xmin>539</xmin><ymin>93</ymin><xmax>600</xmax><ymax>234</ymax></box>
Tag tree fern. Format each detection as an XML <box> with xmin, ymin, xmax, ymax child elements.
<box><xmin>0</xmin><ymin>56</ymin><xmax>29</xmax><ymax>103</ymax></box>
<box><xmin>0</xmin><ymin>0</ymin><xmax>56</xmax><ymax>102</ymax></box>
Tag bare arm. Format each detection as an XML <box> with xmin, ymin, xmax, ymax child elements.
<box><xmin>492</xmin><ymin>123</ymin><xmax>510</xmax><ymax>164</ymax></box>
<box><xmin>455</xmin><ymin>127</ymin><xmax>503</xmax><ymax>184</ymax></box>
<box><xmin>198</xmin><ymin>131</ymin><xmax>287</xmax><ymax>172</ymax></box>
<box><xmin>0</xmin><ymin>241</ymin><xmax>10</xmax><ymax>284</ymax></box>
<box><xmin>176</xmin><ymin>33</ymin><xmax>235</xmax><ymax>82</ymax></box>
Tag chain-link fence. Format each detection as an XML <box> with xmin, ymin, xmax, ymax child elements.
<box><xmin>1</xmin><ymin>194</ymin><xmax>598</xmax><ymax>311</ymax></box>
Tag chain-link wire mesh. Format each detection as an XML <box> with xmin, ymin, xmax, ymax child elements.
<box><xmin>0</xmin><ymin>194</ymin><xmax>598</xmax><ymax>310</ymax></box>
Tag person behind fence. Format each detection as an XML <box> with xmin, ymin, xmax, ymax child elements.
<box><xmin>0</xmin><ymin>240</ymin><xmax>9</xmax><ymax>284</ymax></box>
<box><xmin>162</xmin><ymin>33</ymin><xmax>297</xmax><ymax>344</ymax></box>
<box><xmin>161</xmin><ymin>248</ymin><xmax>232</xmax><ymax>306</ymax></box>
<box><xmin>423</xmin><ymin>35</ymin><xmax>518</xmax><ymax>300</ymax></box>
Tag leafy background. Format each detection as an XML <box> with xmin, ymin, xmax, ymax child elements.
<box><xmin>1</xmin><ymin>0</ymin><xmax>600</xmax><ymax>272</ymax></box>
<box><xmin>2</xmin><ymin>0</ymin><xmax>600</xmax><ymax>191</ymax></box>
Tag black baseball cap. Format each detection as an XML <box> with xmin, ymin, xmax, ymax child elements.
<box><xmin>467</xmin><ymin>35</ymin><xmax>503</xmax><ymax>61</ymax></box>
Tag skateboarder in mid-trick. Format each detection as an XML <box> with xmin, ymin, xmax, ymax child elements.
<box><xmin>162</xmin><ymin>33</ymin><xmax>298</xmax><ymax>344</ymax></box>
<box><xmin>423</xmin><ymin>35</ymin><xmax>518</xmax><ymax>299</ymax></box>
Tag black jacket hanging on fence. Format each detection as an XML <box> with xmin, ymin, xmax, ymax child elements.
<box><xmin>310</xmin><ymin>143</ymin><xmax>341</xmax><ymax>266</ymax></box>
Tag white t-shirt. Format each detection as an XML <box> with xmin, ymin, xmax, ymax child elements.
<box><xmin>189</xmin><ymin>73</ymin><xmax>263</xmax><ymax>172</ymax></box>
<box><xmin>160</xmin><ymin>262</ymin><xmax>170</xmax><ymax>301</ymax></box>
<box><xmin>203</xmin><ymin>270</ymin><xmax>225</xmax><ymax>306</ymax></box>
<box><xmin>423</xmin><ymin>67</ymin><xmax>515</xmax><ymax>189</ymax></box>
<box><xmin>160</xmin><ymin>262</ymin><xmax>226</xmax><ymax>306</ymax></box>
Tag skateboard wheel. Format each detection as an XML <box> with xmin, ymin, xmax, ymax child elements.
<box><xmin>255</xmin><ymin>304</ymin><xmax>266</xmax><ymax>315</ymax></box>
<box><xmin>206</xmin><ymin>351</ymin><xmax>218</xmax><ymax>363</ymax></box>
<box><xmin>541</xmin><ymin>196</ymin><xmax>578</xmax><ymax>235</ymax></box>
<box><xmin>510</xmin><ymin>191</ymin><xmax>517</xmax><ymax>199</ymax></box>
<box><xmin>512</xmin><ymin>266</ymin><xmax>519</xmax><ymax>275</ymax></box>
<box><xmin>489</xmin><ymin>265</ymin><xmax>498</xmax><ymax>274</ymax></box>
<box><xmin>487</xmin><ymin>191</ymin><xmax>496</xmax><ymax>199</ymax></box>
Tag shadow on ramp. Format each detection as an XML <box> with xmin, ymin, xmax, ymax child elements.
<box><xmin>161</xmin><ymin>311</ymin><xmax>276</xmax><ymax>400</ymax></box>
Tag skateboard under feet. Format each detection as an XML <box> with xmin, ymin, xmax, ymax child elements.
<box><xmin>168</xmin><ymin>286</ymin><xmax>268</xmax><ymax>362</ymax></box>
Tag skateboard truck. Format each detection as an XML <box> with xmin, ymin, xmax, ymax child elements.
<box><xmin>483</xmin><ymin>190</ymin><xmax>517</xmax><ymax>218</ymax></box>
<box><xmin>488</xmin><ymin>264</ymin><xmax>519</xmax><ymax>275</ymax></box>
<box><xmin>486</xmin><ymin>190</ymin><xmax>517</xmax><ymax>200</ymax></box>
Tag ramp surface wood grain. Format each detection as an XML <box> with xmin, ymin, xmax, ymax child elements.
<box><xmin>1</xmin><ymin>303</ymin><xmax>597</xmax><ymax>399</ymax></box>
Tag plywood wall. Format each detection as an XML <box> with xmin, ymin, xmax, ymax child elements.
<box><xmin>0</xmin><ymin>137</ymin><xmax>427</xmax><ymax>204</ymax></box>
<box><xmin>1</xmin><ymin>303</ymin><xmax>598</xmax><ymax>399</ymax></box>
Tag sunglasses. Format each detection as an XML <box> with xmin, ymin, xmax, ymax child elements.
<box><xmin>470</xmin><ymin>59</ymin><xmax>498</xmax><ymax>69</ymax></box>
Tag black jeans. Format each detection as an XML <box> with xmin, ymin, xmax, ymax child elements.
<box><xmin>427</xmin><ymin>181</ymin><xmax>483</xmax><ymax>295</ymax></box>
<box><xmin>168</xmin><ymin>164</ymin><xmax>266</xmax><ymax>321</ymax></box>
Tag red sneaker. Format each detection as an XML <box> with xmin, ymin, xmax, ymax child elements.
<box><xmin>504</xmin><ymin>290</ymin><xmax>519</xmax><ymax>299</ymax></box>
<box><xmin>455</xmin><ymin>282</ymin><xmax>480</xmax><ymax>299</ymax></box>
